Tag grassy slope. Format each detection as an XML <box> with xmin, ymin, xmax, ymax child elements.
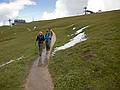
<box><xmin>0</xmin><ymin>10</ymin><xmax>119</xmax><ymax>90</ymax></box>
<box><xmin>49</xmin><ymin>10</ymin><xmax>120</xmax><ymax>90</ymax></box>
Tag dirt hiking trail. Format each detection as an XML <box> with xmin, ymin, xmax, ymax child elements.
<box><xmin>25</xmin><ymin>32</ymin><xmax>56</xmax><ymax>90</ymax></box>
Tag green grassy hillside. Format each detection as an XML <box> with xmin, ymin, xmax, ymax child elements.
<box><xmin>0</xmin><ymin>10</ymin><xmax>120</xmax><ymax>90</ymax></box>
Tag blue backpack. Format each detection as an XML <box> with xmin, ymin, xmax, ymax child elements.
<box><xmin>45</xmin><ymin>32</ymin><xmax>51</xmax><ymax>41</ymax></box>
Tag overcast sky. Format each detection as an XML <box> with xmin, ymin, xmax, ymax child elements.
<box><xmin>0</xmin><ymin>0</ymin><xmax>120</xmax><ymax>26</ymax></box>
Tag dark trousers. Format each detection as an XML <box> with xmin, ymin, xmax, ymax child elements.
<box><xmin>38</xmin><ymin>43</ymin><xmax>43</xmax><ymax>56</ymax></box>
<box><xmin>45</xmin><ymin>40</ymin><xmax>51</xmax><ymax>51</ymax></box>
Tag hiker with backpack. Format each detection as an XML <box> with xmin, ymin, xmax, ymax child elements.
<box><xmin>36</xmin><ymin>31</ymin><xmax>45</xmax><ymax>56</ymax></box>
<box><xmin>45</xmin><ymin>28</ymin><xmax>53</xmax><ymax>51</ymax></box>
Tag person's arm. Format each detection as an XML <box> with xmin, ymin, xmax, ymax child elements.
<box><xmin>35</xmin><ymin>36</ymin><xmax>38</xmax><ymax>45</ymax></box>
<box><xmin>44</xmin><ymin>34</ymin><xmax>47</xmax><ymax>41</ymax></box>
<box><xmin>49</xmin><ymin>31</ymin><xmax>52</xmax><ymax>40</ymax></box>
<box><xmin>42</xmin><ymin>35</ymin><xmax>45</xmax><ymax>41</ymax></box>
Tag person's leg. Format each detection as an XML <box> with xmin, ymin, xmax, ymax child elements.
<box><xmin>38</xmin><ymin>43</ymin><xmax>43</xmax><ymax>66</ymax></box>
<box><xmin>44</xmin><ymin>41</ymin><xmax>50</xmax><ymax>66</ymax></box>
<box><xmin>47</xmin><ymin>40</ymin><xmax>51</xmax><ymax>50</ymax></box>
<box><xmin>45</xmin><ymin>41</ymin><xmax>47</xmax><ymax>50</ymax></box>
<box><xmin>40</xmin><ymin>43</ymin><xmax>43</xmax><ymax>56</ymax></box>
<box><xmin>45</xmin><ymin>41</ymin><xmax>49</xmax><ymax>51</ymax></box>
<box><xmin>38</xmin><ymin>44</ymin><xmax>40</xmax><ymax>55</ymax></box>
<box><xmin>39</xmin><ymin>43</ymin><xmax>43</xmax><ymax>56</ymax></box>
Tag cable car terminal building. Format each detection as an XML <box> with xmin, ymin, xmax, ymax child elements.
<box><xmin>12</xmin><ymin>19</ymin><xmax>26</xmax><ymax>25</ymax></box>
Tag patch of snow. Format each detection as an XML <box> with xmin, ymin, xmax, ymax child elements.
<box><xmin>71</xmin><ymin>34</ymin><xmax>74</xmax><ymax>36</ymax></box>
<box><xmin>52</xmin><ymin>26</ymin><xmax>89</xmax><ymax>55</ymax></box>
<box><xmin>51</xmin><ymin>52</ymin><xmax>56</xmax><ymax>56</ymax></box>
<box><xmin>33</xmin><ymin>26</ymin><xmax>37</xmax><ymax>30</ymax></box>
<box><xmin>54</xmin><ymin>32</ymin><xmax>86</xmax><ymax>52</ymax></box>
<box><xmin>27</xmin><ymin>28</ymin><xmax>31</xmax><ymax>31</ymax></box>
<box><xmin>67</xmin><ymin>35</ymin><xmax>70</xmax><ymax>37</ymax></box>
<box><xmin>0</xmin><ymin>56</ymin><xmax>25</xmax><ymax>68</ymax></box>
<box><xmin>75</xmin><ymin>26</ymin><xmax>89</xmax><ymax>35</ymax></box>
<box><xmin>67</xmin><ymin>34</ymin><xmax>74</xmax><ymax>37</ymax></box>
<box><xmin>16</xmin><ymin>56</ymin><xmax>24</xmax><ymax>61</ymax></box>
<box><xmin>73</xmin><ymin>27</ymin><xmax>76</xmax><ymax>30</ymax></box>
<box><xmin>70</xmin><ymin>24</ymin><xmax>74</xmax><ymax>27</ymax></box>
<box><xmin>0</xmin><ymin>60</ymin><xmax>15</xmax><ymax>68</ymax></box>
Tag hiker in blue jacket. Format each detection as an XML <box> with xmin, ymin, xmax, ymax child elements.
<box><xmin>45</xmin><ymin>28</ymin><xmax>53</xmax><ymax>51</ymax></box>
<box><xmin>36</xmin><ymin>31</ymin><xmax>45</xmax><ymax>56</ymax></box>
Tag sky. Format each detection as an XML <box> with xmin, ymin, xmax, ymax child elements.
<box><xmin>0</xmin><ymin>0</ymin><xmax>120</xmax><ymax>26</ymax></box>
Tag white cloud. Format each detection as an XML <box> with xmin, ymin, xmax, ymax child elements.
<box><xmin>0</xmin><ymin>0</ymin><xmax>36</xmax><ymax>25</ymax></box>
<box><xmin>41</xmin><ymin>0</ymin><xmax>120</xmax><ymax>20</ymax></box>
<box><xmin>87</xmin><ymin>0</ymin><xmax>105</xmax><ymax>12</ymax></box>
<box><xmin>87</xmin><ymin>0</ymin><xmax>120</xmax><ymax>12</ymax></box>
<box><xmin>103</xmin><ymin>0</ymin><xmax>120</xmax><ymax>11</ymax></box>
<box><xmin>41</xmin><ymin>0</ymin><xmax>88</xmax><ymax>20</ymax></box>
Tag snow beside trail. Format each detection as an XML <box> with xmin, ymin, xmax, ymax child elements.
<box><xmin>0</xmin><ymin>56</ymin><xmax>25</xmax><ymax>68</ymax></box>
<box><xmin>75</xmin><ymin>26</ymin><xmax>89</xmax><ymax>35</ymax></box>
<box><xmin>0</xmin><ymin>60</ymin><xmax>15</xmax><ymax>68</ymax></box>
<box><xmin>52</xmin><ymin>26</ymin><xmax>89</xmax><ymax>55</ymax></box>
<box><xmin>54</xmin><ymin>32</ymin><xmax>86</xmax><ymax>52</ymax></box>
